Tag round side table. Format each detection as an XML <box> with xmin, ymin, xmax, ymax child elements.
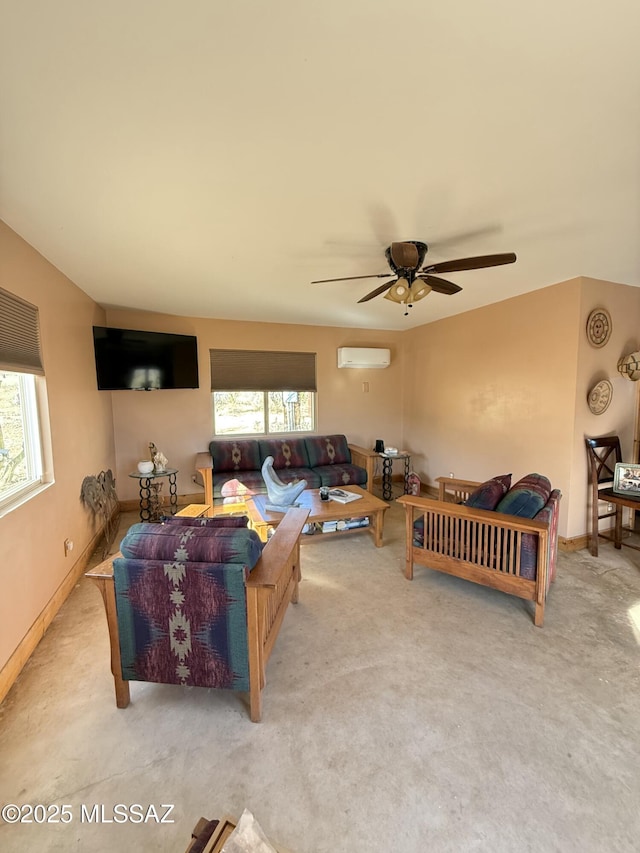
<box><xmin>129</xmin><ymin>468</ymin><xmax>178</xmax><ymax>522</ymax></box>
<box><xmin>379</xmin><ymin>452</ymin><xmax>411</xmax><ymax>501</ymax></box>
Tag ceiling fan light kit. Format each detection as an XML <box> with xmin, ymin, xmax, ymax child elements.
<box><xmin>384</xmin><ymin>278</ymin><xmax>409</xmax><ymax>303</ymax></box>
<box><xmin>384</xmin><ymin>278</ymin><xmax>432</xmax><ymax>311</ymax></box>
<box><xmin>312</xmin><ymin>240</ymin><xmax>516</xmax><ymax>315</ymax></box>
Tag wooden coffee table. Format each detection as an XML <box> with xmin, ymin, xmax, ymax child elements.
<box><xmin>247</xmin><ymin>486</ymin><xmax>389</xmax><ymax>546</ymax></box>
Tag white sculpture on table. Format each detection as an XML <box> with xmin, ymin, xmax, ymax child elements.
<box><xmin>153</xmin><ymin>450</ymin><xmax>168</xmax><ymax>473</ymax></box>
<box><xmin>261</xmin><ymin>455</ymin><xmax>306</xmax><ymax>511</ymax></box>
<box><xmin>149</xmin><ymin>441</ymin><xmax>168</xmax><ymax>472</ymax></box>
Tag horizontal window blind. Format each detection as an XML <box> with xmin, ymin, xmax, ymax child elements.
<box><xmin>210</xmin><ymin>349</ymin><xmax>316</xmax><ymax>391</ymax></box>
<box><xmin>0</xmin><ymin>287</ymin><xmax>44</xmax><ymax>375</ymax></box>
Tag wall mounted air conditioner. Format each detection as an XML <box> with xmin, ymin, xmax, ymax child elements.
<box><xmin>337</xmin><ymin>347</ymin><xmax>391</xmax><ymax>369</ymax></box>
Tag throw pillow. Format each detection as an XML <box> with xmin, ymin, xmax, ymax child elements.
<box><xmin>495</xmin><ymin>473</ymin><xmax>551</xmax><ymax>518</ymax></box>
<box><xmin>464</xmin><ymin>474</ymin><xmax>512</xmax><ymax>511</ymax></box>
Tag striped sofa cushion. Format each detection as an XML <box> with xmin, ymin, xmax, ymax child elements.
<box><xmin>305</xmin><ymin>434</ymin><xmax>351</xmax><ymax>467</ymax></box>
<box><xmin>209</xmin><ymin>439</ymin><xmax>261</xmax><ymax>473</ymax></box>
<box><xmin>114</xmin><ymin>558</ymin><xmax>250</xmax><ymax>690</ymax></box>
<box><xmin>120</xmin><ymin>523</ymin><xmax>263</xmax><ymax>567</ymax></box>
<box><xmin>258</xmin><ymin>438</ymin><xmax>310</xmax><ymax>469</ymax></box>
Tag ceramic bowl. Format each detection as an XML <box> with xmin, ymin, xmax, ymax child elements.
<box><xmin>137</xmin><ymin>460</ymin><xmax>154</xmax><ymax>474</ymax></box>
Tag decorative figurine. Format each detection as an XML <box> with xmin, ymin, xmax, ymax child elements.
<box><xmin>261</xmin><ymin>455</ymin><xmax>306</xmax><ymax>511</ymax></box>
<box><xmin>153</xmin><ymin>450</ymin><xmax>168</xmax><ymax>473</ymax></box>
<box><xmin>149</xmin><ymin>441</ymin><xmax>168</xmax><ymax>472</ymax></box>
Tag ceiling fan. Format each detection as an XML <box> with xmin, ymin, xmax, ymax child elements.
<box><xmin>312</xmin><ymin>241</ymin><xmax>516</xmax><ymax>314</ymax></box>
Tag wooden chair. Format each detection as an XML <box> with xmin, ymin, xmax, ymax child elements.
<box><xmin>398</xmin><ymin>475</ymin><xmax>561</xmax><ymax>627</ymax></box>
<box><xmin>585</xmin><ymin>436</ymin><xmax>623</xmax><ymax>556</ymax></box>
<box><xmin>86</xmin><ymin>508</ymin><xmax>309</xmax><ymax>722</ymax></box>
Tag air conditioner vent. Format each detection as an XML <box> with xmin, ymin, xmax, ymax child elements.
<box><xmin>337</xmin><ymin>348</ymin><xmax>391</xmax><ymax>369</ymax></box>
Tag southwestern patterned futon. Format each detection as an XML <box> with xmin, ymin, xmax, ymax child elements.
<box><xmin>87</xmin><ymin>508</ymin><xmax>309</xmax><ymax>721</ymax></box>
<box><xmin>398</xmin><ymin>473</ymin><xmax>561</xmax><ymax>627</ymax></box>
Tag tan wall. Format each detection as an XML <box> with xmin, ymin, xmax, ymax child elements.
<box><xmin>402</xmin><ymin>281</ymin><xmax>583</xmax><ymax>536</ymax></box>
<box><xmin>569</xmin><ymin>278</ymin><xmax>640</xmax><ymax>538</ymax></box>
<box><xmin>0</xmin><ymin>222</ymin><xmax>115</xmax><ymax>672</ymax></box>
<box><xmin>104</xmin><ymin>307</ymin><xmax>405</xmax><ymax>502</ymax></box>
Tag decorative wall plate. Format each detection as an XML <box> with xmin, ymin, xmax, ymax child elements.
<box><xmin>617</xmin><ymin>350</ymin><xmax>640</xmax><ymax>380</ymax></box>
<box><xmin>587</xmin><ymin>379</ymin><xmax>613</xmax><ymax>415</ymax></box>
<box><xmin>586</xmin><ymin>308</ymin><xmax>612</xmax><ymax>348</ymax></box>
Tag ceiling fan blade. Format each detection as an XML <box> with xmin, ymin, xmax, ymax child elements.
<box><xmin>427</xmin><ymin>223</ymin><xmax>503</xmax><ymax>252</ymax></box>
<box><xmin>420</xmin><ymin>275</ymin><xmax>463</xmax><ymax>295</ymax></box>
<box><xmin>358</xmin><ymin>279</ymin><xmax>397</xmax><ymax>303</ymax></box>
<box><xmin>311</xmin><ymin>272</ymin><xmax>393</xmax><ymax>284</ymax></box>
<box><xmin>424</xmin><ymin>252</ymin><xmax>516</xmax><ymax>275</ymax></box>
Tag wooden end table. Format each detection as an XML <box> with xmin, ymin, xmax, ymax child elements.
<box><xmin>598</xmin><ymin>487</ymin><xmax>640</xmax><ymax>551</ymax></box>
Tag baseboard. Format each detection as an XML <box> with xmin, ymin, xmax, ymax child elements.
<box><xmin>559</xmin><ymin>535</ymin><xmax>588</xmax><ymax>552</ymax></box>
<box><xmin>0</xmin><ymin>524</ymin><xmax>106</xmax><ymax>706</ymax></box>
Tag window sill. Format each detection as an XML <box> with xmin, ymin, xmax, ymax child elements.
<box><xmin>0</xmin><ymin>480</ymin><xmax>55</xmax><ymax>519</ymax></box>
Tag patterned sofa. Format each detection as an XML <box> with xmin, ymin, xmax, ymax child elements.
<box><xmin>397</xmin><ymin>473</ymin><xmax>561</xmax><ymax>627</ymax></box>
<box><xmin>195</xmin><ymin>434</ymin><xmax>373</xmax><ymax>505</ymax></box>
<box><xmin>86</xmin><ymin>507</ymin><xmax>309</xmax><ymax>721</ymax></box>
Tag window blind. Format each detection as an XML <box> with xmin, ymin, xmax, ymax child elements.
<box><xmin>0</xmin><ymin>287</ymin><xmax>44</xmax><ymax>375</ymax></box>
<box><xmin>210</xmin><ymin>349</ymin><xmax>316</xmax><ymax>391</ymax></box>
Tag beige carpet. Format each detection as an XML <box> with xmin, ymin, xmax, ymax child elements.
<box><xmin>1</xmin><ymin>504</ymin><xmax>639</xmax><ymax>852</ymax></box>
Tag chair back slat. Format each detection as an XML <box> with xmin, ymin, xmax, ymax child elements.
<box><xmin>585</xmin><ymin>436</ymin><xmax>622</xmax><ymax>485</ymax></box>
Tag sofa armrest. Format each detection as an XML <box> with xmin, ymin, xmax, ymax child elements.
<box><xmin>247</xmin><ymin>507</ymin><xmax>310</xmax><ymax>589</ymax></box>
<box><xmin>195</xmin><ymin>452</ymin><xmax>214</xmax><ymax>514</ymax></box>
<box><xmin>85</xmin><ymin>552</ymin><xmax>130</xmax><ymax>708</ymax></box>
<box><xmin>397</xmin><ymin>493</ymin><xmax>549</xmax><ymax>534</ymax></box>
<box><xmin>348</xmin><ymin>444</ymin><xmax>378</xmax><ymax>493</ymax></box>
<box><xmin>245</xmin><ymin>506</ymin><xmax>309</xmax><ymax>721</ymax></box>
<box><xmin>435</xmin><ymin>476</ymin><xmax>482</xmax><ymax>502</ymax></box>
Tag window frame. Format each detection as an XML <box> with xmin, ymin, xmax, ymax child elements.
<box><xmin>0</xmin><ymin>370</ymin><xmax>50</xmax><ymax>516</ymax></box>
<box><xmin>212</xmin><ymin>389</ymin><xmax>317</xmax><ymax>437</ymax></box>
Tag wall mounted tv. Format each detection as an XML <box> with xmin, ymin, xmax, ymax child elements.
<box><xmin>92</xmin><ymin>326</ymin><xmax>199</xmax><ymax>390</ymax></box>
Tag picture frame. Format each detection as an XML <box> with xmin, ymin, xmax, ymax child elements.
<box><xmin>613</xmin><ymin>463</ymin><xmax>640</xmax><ymax>496</ymax></box>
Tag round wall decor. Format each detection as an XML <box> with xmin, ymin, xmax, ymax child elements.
<box><xmin>587</xmin><ymin>379</ymin><xmax>613</xmax><ymax>415</ymax></box>
<box><xmin>617</xmin><ymin>351</ymin><xmax>640</xmax><ymax>380</ymax></box>
<box><xmin>586</xmin><ymin>308</ymin><xmax>612</xmax><ymax>348</ymax></box>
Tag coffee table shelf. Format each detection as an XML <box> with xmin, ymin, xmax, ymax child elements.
<box><xmin>247</xmin><ymin>486</ymin><xmax>389</xmax><ymax>547</ymax></box>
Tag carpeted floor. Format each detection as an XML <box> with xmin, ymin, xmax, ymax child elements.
<box><xmin>1</xmin><ymin>503</ymin><xmax>639</xmax><ymax>852</ymax></box>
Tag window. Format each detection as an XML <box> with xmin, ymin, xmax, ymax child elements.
<box><xmin>213</xmin><ymin>390</ymin><xmax>315</xmax><ymax>435</ymax></box>
<box><xmin>210</xmin><ymin>350</ymin><xmax>316</xmax><ymax>436</ymax></box>
<box><xmin>0</xmin><ymin>371</ymin><xmax>43</xmax><ymax>506</ymax></box>
<box><xmin>0</xmin><ymin>288</ymin><xmax>48</xmax><ymax>513</ymax></box>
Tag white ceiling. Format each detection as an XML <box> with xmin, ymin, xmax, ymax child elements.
<box><xmin>1</xmin><ymin>1</ymin><xmax>639</xmax><ymax>331</ymax></box>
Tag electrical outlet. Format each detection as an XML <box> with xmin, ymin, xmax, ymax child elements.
<box><xmin>449</xmin><ymin>472</ymin><xmax>455</xmax><ymax>478</ymax></box>
<box><xmin>64</xmin><ymin>538</ymin><xmax>74</xmax><ymax>556</ymax></box>
<box><xmin>607</xmin><ymin>503</ymin><xmax>614</xmax><ymax>513</ymax></box>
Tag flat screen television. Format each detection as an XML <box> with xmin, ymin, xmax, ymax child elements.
<box><xmin>92</xmin><ymin>326</ymin><xmax>199</xmax><ymax>390</ymax></box>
